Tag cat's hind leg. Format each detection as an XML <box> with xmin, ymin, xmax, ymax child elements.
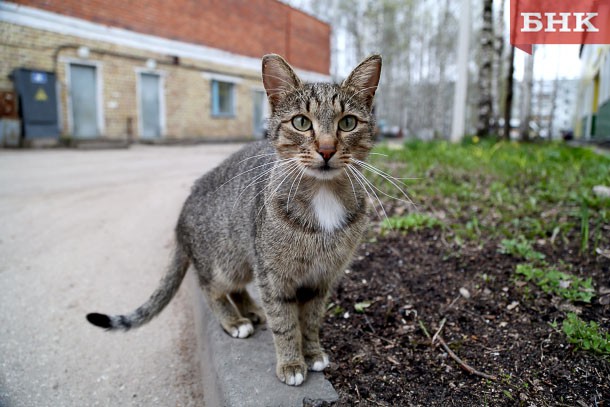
<box><xmin>203</xmin><ymin>286</ymin><xmax>254</xmax><ymax>339</ymax></box>
<box><xmin>229</xmin><ymin>289</ymin><xmax>267</xmax><ymax>325</ymax></box>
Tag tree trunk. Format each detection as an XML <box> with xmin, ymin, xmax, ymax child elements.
<box><xmin>519</xmin><ymin>48</ymin><xmax>535</xmax><ymax>142</ymax></box>
<box><xmin>503</xmin><ymin>45</ymin><xmax>515</xmax><ymax>140</ymax></box>
<box><xmin>476</xmin><ymin>0</ymin><xmax>494</xmax><ymax>137</ymax></box>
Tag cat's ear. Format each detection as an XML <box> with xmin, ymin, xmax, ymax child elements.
<box><xmin>342</xmin><ymin>54</ymin><xmax>382</xmax><ymax>109</ymax></box>
<box><xmin>262</xmin><ymin>54</ymin><xmax>303</xmax><ymax>110</ymax></box>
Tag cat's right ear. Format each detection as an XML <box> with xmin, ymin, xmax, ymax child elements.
<box><xmin>262</xmin><ymin>54</ymin><xmax>302</xmax><ymax>110</ymax></box>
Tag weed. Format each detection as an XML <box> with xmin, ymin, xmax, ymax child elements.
<box><xmin>580</xmin><ymin>205</ymin><xmax>589</xmax><ymax>255</ymax></box>
<box><xmin>515</xmin><ymin>264</ymin><xmax>594</xmax><ymax>303</ymax></box>
<box><xmin>381</xmin><ymin>212</ymin><xmax>442</xmax><ymax>233</ymax></box>
<box><xmin>498</xmin><ymin>236</ymin><xmax>545</xmax><ymax>262</ymax></box>
<box><xmin>561</xmin><ymin>313</ymin><xmax>610</xmax><ymax>355</ymax></box>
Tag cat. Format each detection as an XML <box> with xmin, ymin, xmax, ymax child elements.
<box><xmin>87</xmin><ymin>53</ymin><xmax>382</xmax><ymax>386</ymax></box>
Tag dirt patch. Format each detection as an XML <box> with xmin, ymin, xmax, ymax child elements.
<box><xmin>322</xmin><ymin>229</ymin><xmax>610</xmax><ymax>406</ymax></box>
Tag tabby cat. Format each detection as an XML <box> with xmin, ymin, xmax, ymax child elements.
<box><xmin>87</xmin><ymin>53</ymin><xmax>382</xmax><ymax>386</ymax></box>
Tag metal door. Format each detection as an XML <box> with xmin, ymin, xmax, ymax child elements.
<box><xmin>140</xmin><ymin>73</ymin><xmax>161</xmax><ymax>139</ymax></box>
<box><xmin>252</xmin><ymin>90</ymin><xmax>266</xmax><ymax>138</ymax></box>
<box><xmin>70</xmin><ymin>64</ymin><xmax>99</xmax><ymax>138</ymax></box>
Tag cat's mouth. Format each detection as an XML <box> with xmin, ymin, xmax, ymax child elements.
<box><xmin>304</xmin><ymin>162</ymin><xmax>342</xmax><ymax>180</ymax></box>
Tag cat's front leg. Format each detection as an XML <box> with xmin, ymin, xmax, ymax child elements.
<box><xmin>298</xmin><ymin>290</ymin><xmax>330</xmax><ymax>372</ymax></box>
<box><xmin>259</xmin><ymin>285</ymin><xmax>307</xmax><ymax>386</ymax></box>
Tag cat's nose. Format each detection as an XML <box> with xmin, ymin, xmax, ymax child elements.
<box><xmin>318</xmin><ymin>146</ymin><xmax>336</xmax><ymax>162</ymax></box>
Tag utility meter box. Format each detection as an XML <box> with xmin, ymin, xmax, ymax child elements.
<box><xmin>11</xmin><ymin>68</ymin><xmax>60</xmax><ymax>139</ymax></box>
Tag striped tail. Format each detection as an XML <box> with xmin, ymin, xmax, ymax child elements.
<box><xmin>86</xmin><ymin>243</ymin><xmax>190</xmax><ymax>331</ymax></box>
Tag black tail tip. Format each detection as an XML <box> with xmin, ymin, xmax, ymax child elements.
<box><xmin>87</xmin><ymin>312</ymin><xmax>112</xmax><ymax>328</ymax></box>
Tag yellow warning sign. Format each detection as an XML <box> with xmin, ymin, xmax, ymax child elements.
<box><xmin>34</xmin><ymin>87</ymin><xmax>48</xmax><ymax>101</ymax></box>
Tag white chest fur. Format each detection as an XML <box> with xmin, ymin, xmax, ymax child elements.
<box><xmin>311</xmin><ymin>186</ymin><xmax>346</xmax><ymax>232</ymax></box>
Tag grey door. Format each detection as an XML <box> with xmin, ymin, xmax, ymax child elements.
<box><xmin>140</xmin><ymin>73</ymin><xmax>161</xmax><ymax>139</ymax></box>
<box><xmin>252</xmin><ymin>90</ymin><xmax>266</xmax><ymax>139</ymax></box>
<box><xmin>70</xmin><ymin>64</ymin><xmax>99</xmax><ymax>138</ymax></box>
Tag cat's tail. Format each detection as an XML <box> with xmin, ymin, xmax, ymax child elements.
<box><xmin>86</xmin><ymin>242</ymin><xmax>190</xmax><ymax>331</ymax></box>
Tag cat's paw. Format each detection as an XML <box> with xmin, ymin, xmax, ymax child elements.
<box><xmin>306</xmin><ymin>352</ymin><xmax>330</xmax><ymax>371</ymax></box>
<box><xmin>245</xmin><ymin>308</ymin><xmax>266</xmax><ymax>325</ymax></box>
<box><xmin>276</xmin><ymin>361</ymin><xmax>307</xmax><ymax>386</ymax></box>
<box><xmin>224</xmin><ymin>318</ymin><xmax>254</xmax><ymax>339</ymax></box>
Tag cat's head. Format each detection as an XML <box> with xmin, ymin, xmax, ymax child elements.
<box><xmin>262</xmin><ymin>54</ymin><xmax>382</xmax><ymax>180</ymax></box>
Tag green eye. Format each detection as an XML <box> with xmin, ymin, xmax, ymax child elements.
<box><xmin>292</xmin><ymin>115</ymin><xmax>312</xmax><ymax>131</ymax></box>
<box><xmin>338</xmin><ymin>115</ymin><xmax>357</xmax><ymax>132</ymax></box>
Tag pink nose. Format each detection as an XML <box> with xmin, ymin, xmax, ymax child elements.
<box><xmin>318</xmin><ymin>146</ymin><xmax>336</xmax><ymax>162</ymax></box>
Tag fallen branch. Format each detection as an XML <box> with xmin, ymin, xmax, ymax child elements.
<box><xmin>437</xmin><ymin>335</ymin><xmax>497</xmax><ymax>381</ymax></box>
<box><xmin>418</xmin><ymin>319</ymin><xmax>497</xmax><ymax>382</ymax></box>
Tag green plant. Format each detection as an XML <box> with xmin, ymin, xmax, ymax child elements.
<box><xmin>498</xmin><ymin>236</ymin><xmax>545</xmax><ymax>262</ymax></box>
<box><xmin>381</xmin><ymin>212</ymin><xmax>442</xmax><ymax>233</ymax></box>
<box><xmin>515</xmin><ymin>264</ymin><xmax>594</xmax><ymax>303</ymax></box>
<box><xmin>562</xmin><ymin>313</ymin><xmax>610</xmax><ymax>355</ymax></box>
<box><xmin>580</xmin><ymin>205</ymin><xmax>590</xmax><ymax>254</ymax></box>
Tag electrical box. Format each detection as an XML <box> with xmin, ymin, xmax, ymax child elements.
<box><xmin>11</xmin><ymin>68</ymin><xmax>60</xmax><ymax>139</ymax></box>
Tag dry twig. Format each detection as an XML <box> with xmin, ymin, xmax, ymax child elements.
<box><xmin>418</xmin><ymin>319</ymin><xmax>497</xmax><ymax>381</ymax></box>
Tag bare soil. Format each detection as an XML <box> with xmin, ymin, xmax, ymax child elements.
<box><xmin>321</xmin><ymin>229</ymin><xmax>610</xmax><ymax>406</ymax></box>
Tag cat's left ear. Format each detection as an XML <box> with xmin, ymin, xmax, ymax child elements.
<box><xmin>262</xmin><ymin>54</ymin><xmax>303</xmax><ymax>110</ymax></box>
<box><xmin>342</xmin><ymin>54</ymin><xmax>382</xmax><ymax>109</ymax></box>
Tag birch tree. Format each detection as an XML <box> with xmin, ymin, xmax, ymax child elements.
<box><xmin>476</xmin><ymin>0</ymin><xmax>494</xmax><ymax>137</ymax></box>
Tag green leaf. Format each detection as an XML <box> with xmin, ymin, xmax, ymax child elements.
<box><xmin>354</xmin><ymin>301</ymin><xmax>372</xmax><ymax>313</ymax></box>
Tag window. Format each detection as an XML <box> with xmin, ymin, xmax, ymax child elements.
<box><xmin>212</xmin><ymin>80</ymin><xmax>235</xmax><ymax>117</ymax></box>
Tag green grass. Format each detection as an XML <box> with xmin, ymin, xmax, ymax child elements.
<box><xmin>370</xmin><ymin>138</ymin><xmax>610</xmax><ymax>248</ymax></box>
<box><xmin>561</xmin><ymin>313</ymin><xmax>610</xmax><ymax>355</ymax></box>
<box><xmin>381</xmin><ymin>212</ymin><xmax>442</xmax><ymax>233</ymax></box>
<box><xmin>515</xmin><ymin>264</ymin><xmax>595</xmax><ymax>303</ymax></box>
<box><xmin>498</xmin><ymin>236</ymin><xmax>545</xmax><ymax>262</ymax></box>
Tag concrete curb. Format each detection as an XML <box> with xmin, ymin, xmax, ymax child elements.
<box><xmin>188</xmin><ymin>272</ymin><xmax>339</xmax><ymax>407</ymax></box>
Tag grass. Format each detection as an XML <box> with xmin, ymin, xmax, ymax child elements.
<box><xmin>515</xmin><ymin>264</ymin><xmax>595</xmax><ymax>303</ymax></box>
<box><xmin>498</xmin><ymin>236</ymin><xmax>545</xmax><ymax>262</ymax></box>
<box><xmin>370</xmin><ymin>138</ymin><xmax>610</xmax><ymax>249</ymax></box>
<box><xmin>381</xmin><ymin>212</ymin><xmax>442</xmax><ymax>233</ymax></box>
<box><xmin>560</xmin><ymin>313</ymin><xmax>610</xmax><ymax>355</ymax></box>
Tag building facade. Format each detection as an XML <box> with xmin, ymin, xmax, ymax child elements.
<box><xmin>575</xmin><ymin>45</ymin><xmax>610</xmax><ymax>140</ymax></box>
<box><xmin>0</xmin><ymin>1</ymin><xmax>330</xmax><ymax>144</ymax></box>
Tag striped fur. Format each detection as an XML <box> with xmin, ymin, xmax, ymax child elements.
<box><xmin>86</xmin><ymin>53</ymin><xmax>382</xmax><ymax>386</ymax></box>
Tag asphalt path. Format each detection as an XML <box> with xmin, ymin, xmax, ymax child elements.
<box><xmin>0</xmin><ymin>143</ymin><xmax>242</xmax><ymax>407</ymax></box>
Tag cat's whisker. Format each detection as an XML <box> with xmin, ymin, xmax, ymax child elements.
<box><xmin>348</xmin><ymin>163</ymin><xmax>415</xmax><ymax>208</ymax></box>
<box><xmin>286</xmin><ymin>165</ymin><xmax>306</xmax><ymax>211</ymax></box>
<box><xmin>230</xmin><ymin>158</ymin><xmax>300</xmax><ymax>213</ymax></box>
<box><xmin>252</xmin><ymin>160</ymin><xmax>300</xmax><ymax>205</ymax></box>
<box><xmin>256</xmin><ymin>162</ymin><xmax>302</xmax><ymax>219</ymax></box>
<box><xmin>351</xmin><ymin>158</ymin><xmax>411</xmax><ymax>189</ymax></box>
<box><xmin>343</xmin><ymin>168</ymin><xmax>358</xmax><ymax>204</ymax></box>
<box><xmin>352</xmin><ymin>168</ymin><xmax>389</xmax><ymax>221</ymax></box>
<box><xmin>350</xmin><ymin>158</ymin><xmax>417</xmax><ymax>208</ymax></box>
<box><xmin>368</xmin><ymin>152</ymin><xmax>389</xmax><ymax>157</ymax></box>
<box><xmin>347</xmin><ymin>165</ymin><xmax>387</xmax><ymax>222</ymax></box>
<box><xmin>236</xmin><ymin>152</ymin><xmax>278</xmax><ymax>165</ymax></box>
<box><xmin>215</xmin><ymin>158</ymin><xmax>292</xmax><ymax>192</ymax></box>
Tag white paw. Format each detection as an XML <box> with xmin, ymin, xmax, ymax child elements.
<box><xmin>311</xmin><ymin>354</ymin><xmax>330</xmax><ymax>371</ymax></box>
<box><xmin>287</xmin><ymin>372</ymin><xmax>304</xmax><ymax>386</ymax></box>
<box><xmin>231</xmin><ymin>322</ymin><xmax>254</xmax><ymax>339</ymax></box>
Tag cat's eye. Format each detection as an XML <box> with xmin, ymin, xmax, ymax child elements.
<box><xmin>292</xmin><ymin>115</ymin><xmax>312</xmax><ymax>131</ymax></box>
<box><xmin>338</xmin><ymin>115</ymin><xmax>357</xmax><ymax>132</ymax></box>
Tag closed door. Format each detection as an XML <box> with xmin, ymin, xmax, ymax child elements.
<box><xmin>252</xmin><ymin>90</ymin><xmax>266</xmax><ymax>138</ymax></box>
<box><xmin>140</xmin><ymin>73</ymin><xmax>161</xmax><ymax>139</ymax></box>
<box><xmin>70</xmin><ymin>64</ymin><xmax>99</xmax><ymax>138</ymax></box>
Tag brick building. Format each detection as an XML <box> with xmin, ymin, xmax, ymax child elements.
<box><xmin>0</xmin><ymin>1</ymin><xmax>330</xmax><ymax>144</ymax></box>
